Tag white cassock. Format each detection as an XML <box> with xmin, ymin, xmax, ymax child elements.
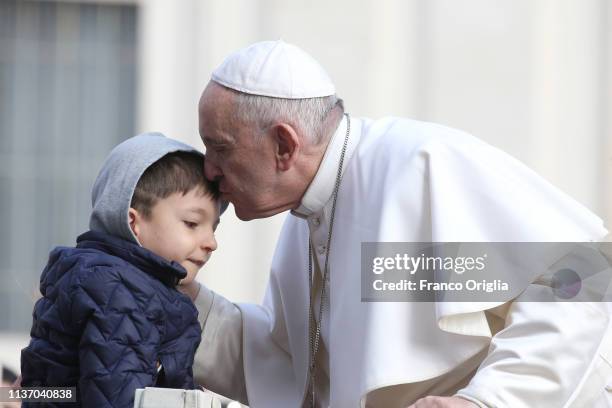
<box><xmin>193</xmin><ymin>115</ymin><xmax>612</xmax><ymax>407</ymax></box>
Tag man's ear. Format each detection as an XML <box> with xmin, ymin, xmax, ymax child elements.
<box><xmin>128</xmin><ymin>208</ymin><xmax>141</xmax><ymax>238</ymax></box>
<box><xmin>273</xmin><ymin>123</ymin><xmax>300</xmax><ymax>171</ymax></box>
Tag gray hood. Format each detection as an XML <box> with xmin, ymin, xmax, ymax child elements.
<box><xmin>90</xmin><ymin>132</ymin><xmax>203</xmax><ymax>244</ymax></box>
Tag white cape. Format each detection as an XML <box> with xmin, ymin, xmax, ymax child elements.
<box><xmin>237</xmin><ymin>117</ymin><xmax>607</xmax><ymax>407</ymax></box>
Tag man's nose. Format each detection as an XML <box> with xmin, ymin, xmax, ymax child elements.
<box><xmin>204</xmin><ymin>159</ymin><xmax>222</xmax><ymax>181</ymax></box>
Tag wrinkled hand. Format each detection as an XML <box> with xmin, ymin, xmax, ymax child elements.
<box><xmin>407</xmin><ymin>396</ymin><xmax>479</xmax><ymax>408</ymax></box>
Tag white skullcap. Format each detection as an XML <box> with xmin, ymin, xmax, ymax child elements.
<box><xmin>211</xmin><ymin>40</ymin><xmax>336</xmax><ymax>99</ymax></box>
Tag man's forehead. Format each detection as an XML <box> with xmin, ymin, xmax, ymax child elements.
<box><xmin>200</xmin><ymin>81</ymin><xmax>233</xmax><ymax>107</ymax></box>
<box><xmin>200</xmin><ymin>122</ymin><xmax>235</xmax><ymax>145</ymax></box>
<box><xmin>198</xmin><ymin>109</ymin><xmax>229</xmax><ymax>143</ymax></box>
<box><xmin>199</xmin><ymin>83</ymin><xmax>246</xmax><ymax>148</ymax></box>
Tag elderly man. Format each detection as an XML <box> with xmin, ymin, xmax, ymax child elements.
<box><xmin>186</xmin><ymin>40</ymin><xmax>610</xmax><ymax>407</ymax></box>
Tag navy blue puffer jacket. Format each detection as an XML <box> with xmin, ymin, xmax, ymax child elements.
<box><xmin>21</xmin><ymin>230</ymin><xmax>202</xmax><ymax>408</ymax></box>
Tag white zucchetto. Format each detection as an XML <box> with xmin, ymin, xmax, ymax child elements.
<box><xmin>211</xmin><ymin>40</ymin><xmax>336</xmax><ymax>99</ymax></box>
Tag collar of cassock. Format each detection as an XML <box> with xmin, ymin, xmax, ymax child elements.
<box><xmin>291</xmin><ymin>114</ymin><xmax>359</xmax><ymax>219</ymax></box>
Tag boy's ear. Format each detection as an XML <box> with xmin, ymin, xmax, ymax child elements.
<box><xmin>128</xmin><ymin>208</ymin><xmax>141</xmax><ymax>238</ymax></box>
<box><xmin>273</xmin><ymin>123</ymin><xmax>300</xmax><ymax>171</ymax></box>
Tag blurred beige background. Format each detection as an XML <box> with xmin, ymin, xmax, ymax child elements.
<box><xmin>0</xmin><ymin>0</ymin><xmax>610</xmax><ymax>375</ymax></box>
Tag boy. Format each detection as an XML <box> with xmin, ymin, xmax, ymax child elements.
<box><xmin>20</xmin><ymin>133</ymin><xmax>224</xmax><ymax>407</ymax></box>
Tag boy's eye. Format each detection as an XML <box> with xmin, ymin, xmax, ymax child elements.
<box><xmin>183</xmin><ymin>221</ymin><xmax>198</xmax><ymax>229</ymax></box>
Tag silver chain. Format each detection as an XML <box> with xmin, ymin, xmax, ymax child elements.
<box><xmin>307</xmin><ymin>113</ymin><xmax>350</xmax><ymax>408</ymax></box>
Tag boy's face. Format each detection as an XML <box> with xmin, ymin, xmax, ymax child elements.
<box><xmin>129</xmin><ymin>187</ymin><xmax>220</xmax><ymax>286</ymax></box>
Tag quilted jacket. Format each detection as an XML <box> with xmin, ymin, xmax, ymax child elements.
<box><xmin>21</xmin><ymin>230</ymin><xmax>202</xmax><ymax>408</ymax></box>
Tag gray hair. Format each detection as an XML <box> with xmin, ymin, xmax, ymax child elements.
<box><xmin>232</xmin><ymin>92</ymin><xmax>344</xmax><ymax>145</ymax></box>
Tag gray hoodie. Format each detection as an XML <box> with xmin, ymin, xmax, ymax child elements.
<box><xmin>89</xmin><ymin>132</ymin><xmax>204</xmax><ymax>244</ymax></box>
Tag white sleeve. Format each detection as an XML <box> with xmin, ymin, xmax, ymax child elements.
<box><xmin>192</xmin><ymin>284</ymin><xmax>248</xmax><ymax>405</ymax></box>
<box><xmin>455</xmin><ymin>284</ymin><xmax>610</xmax><ymax>407</ymax></box>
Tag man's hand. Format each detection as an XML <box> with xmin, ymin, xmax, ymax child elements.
<box><xmin>407</xmin><ymin>396</ymin><xmax>479</xmax><ymax>408</ymax></box>
<box><xmin>178</xmin><ymin>280</ymin><xmax>201</xmax><ymax>302</ymax></box>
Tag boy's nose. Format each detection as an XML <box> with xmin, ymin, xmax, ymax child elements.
<box><xmin>204</xmin><ymin>159</ymin><xmax>222</xmax><ymax>182</ymax></box>
<box><xmin>202</xmin><ymin>233</ymin><xmax>217</xmax><ymax>253</ymax></box>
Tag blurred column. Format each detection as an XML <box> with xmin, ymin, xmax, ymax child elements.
<box><xmin>194</xmin><ymin>0</ymin><xmax>260</xmax><ymax>83</ymax></box>
<box><xmin>137</xmin><ymin>0</ymin><xmax>200</xmax><ymax>143</ymax></box>
<box><xmin>363</xmin><ymin>0</ymin><xmax>421</xmax><ymax>119</ymax></box>
<box><xmin>192</xmin><ymin>0</ymin><xmax>285</xmax><ymax>303</ymax></box>
<box><xmin>529</xmin><ymin>0</ymin><xmax>606</xmax><ymax>218</ymax></box>
<box><xmin>422</xmin><ymin>0</ymin><xmax>533</xmax><ymax>154</ymax></box>
<box><xmin>136</xmin><ymin>0</ymin><xmax>280</xmax><ymax>303</ymax></box>
<box><xmin>604</xmin><ymin>0</ymin><xmax>612</xmax><ymax>227</ymax></box>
